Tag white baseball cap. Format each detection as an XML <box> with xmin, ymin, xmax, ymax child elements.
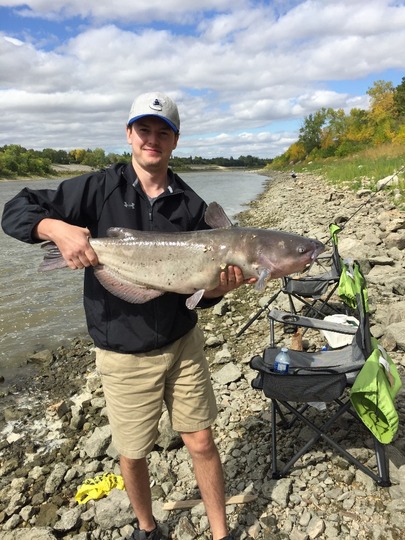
<box><xmin>127</xmin><ymin>92</ymin><xmax>180</xmax><ymax>133</ymax></box>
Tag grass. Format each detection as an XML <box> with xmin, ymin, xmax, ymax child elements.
<box><xmin>268</xmin><ymin>143</ymin><xmax>405</xmax><ymax>209</ymax></box>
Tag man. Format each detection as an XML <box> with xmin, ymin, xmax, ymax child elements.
<box><xmin>1</xmin><ymin>92</ymin><xmax>254</xmax><ymax>540</ymax></box>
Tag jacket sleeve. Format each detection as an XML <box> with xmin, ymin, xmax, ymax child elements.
<box><xmin>1</xmin><ymin>172</ymin><xmax>106</xmax><ymax>244</ymax></box>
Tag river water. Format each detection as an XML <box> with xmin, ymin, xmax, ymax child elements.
<box><xmin>0</xmin><ymin>170</ymin><xmax>268</xmax><ymax>380</ymax></box>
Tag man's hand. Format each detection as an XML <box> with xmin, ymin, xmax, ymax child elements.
<box><xmin>34</xmin><ymin>218</ymin><xmax>99</xmax><ymax>270</ymax></box>
<box><xmin>203</xmin><ymin>265</ymin><xmax>257</xmax><ymax>299</ymax></box>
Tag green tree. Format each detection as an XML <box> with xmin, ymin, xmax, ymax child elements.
<box><xmin>393</xmin><ymin>76</ymin><xmax>405</xmax><ymax>117</ymax></box>
<box><xmin>82</xmin><ymin>148</ymin><xmax>107</xmax><ymax>168</ymax></box>
<box><xmin>298</xmin><ymin>108</ymin><xmax>328</xmax><ymax>155</ymax></box>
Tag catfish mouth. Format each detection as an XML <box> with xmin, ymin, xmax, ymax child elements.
<box><xmin>303</xmin><ymin>240</ymin><xmax>326</xmax><ymax>271</ymax></box>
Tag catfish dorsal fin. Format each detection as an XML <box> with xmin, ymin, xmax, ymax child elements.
<box><xmin>204</xmin><ymin>202</ymin><xmax>234</xmax><ymax>229</ymax></box>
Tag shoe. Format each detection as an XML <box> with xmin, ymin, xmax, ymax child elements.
<box><xmin>131</xmin><ymin>520</ymin><xmax>166</xmax><ymax>540</ymax></box>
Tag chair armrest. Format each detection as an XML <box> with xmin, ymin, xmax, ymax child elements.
<box><xmin>268</xmin><ymin>308</ymin><xmax>358</xmax><ymax>335</ymax></box>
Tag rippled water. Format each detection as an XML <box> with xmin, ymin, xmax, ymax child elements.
<box><xmin>0</xmin><ymin>170</ymin><xmax>267</xmax><ymax>380</ymax></box>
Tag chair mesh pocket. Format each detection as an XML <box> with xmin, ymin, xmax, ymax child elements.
<box><xmin>260</xmin><ymin>370</ymin><xmax>347</xmax><ymax>402</ymax></box>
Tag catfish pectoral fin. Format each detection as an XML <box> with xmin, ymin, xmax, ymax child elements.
<box><xmin>93</xmin><ymin>266</ymin><xmax>164</xmax><ymax>303</ymax></box>
<box><xmin>185</xmin><ymin>289</ymin><xmax>205</xmax><ymax>310</ymax></box>
<box><xmin>255</xmin><ymin>268</ymin><xmax>271</xmax><ymax>291</ymax></box>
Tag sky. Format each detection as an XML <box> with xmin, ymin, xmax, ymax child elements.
<box><xmin>1</xmin><ymin>0</ymin><xmax>405</xmax><ymax>159</ymax></box>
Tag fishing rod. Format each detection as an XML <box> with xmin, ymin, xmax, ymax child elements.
<box><xmin>316</xmin><ymin>164</ymin><xmax>405</xmax><ymax>250</ymax></box>
<box><xmin>236</xmin><ymin>165</ymin><xmax>404</xmax><ymax>337</ymax></box>
<box><xmin>336</xmin><ymin>164</ymin><xmax>405</xmax><ymax>232</ymax></box>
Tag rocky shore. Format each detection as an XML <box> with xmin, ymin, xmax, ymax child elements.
<box><xmin>0</xmin><ymin>171</ymin><xmax>404</xmax><ymax>540</ymax></box>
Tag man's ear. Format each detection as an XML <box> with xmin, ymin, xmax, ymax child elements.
<box><xmin>126</xmin><ymin>125</ymin><xmax>132</xmax><ymax>144</ymax></box>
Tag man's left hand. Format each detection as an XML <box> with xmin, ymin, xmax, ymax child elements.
<box><xmin>203</xmin><ymin>265</ymin><xmax>257</xmax><ymax>299</ymax></box>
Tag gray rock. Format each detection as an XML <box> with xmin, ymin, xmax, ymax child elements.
<box><xmin>211</xmin><ymin>363</ymin><xmax>242</xmax><ymax>385</ymax></box>
<box><xmin>174</xmin><ymin>516</ymin><xmax>197</xmax><ymax>540</ymax></box>
<box><xmin>82</xmin><ymin>424</ymin><xmax>111</xmax><ymax>458</ymax></box>
<box><xmin>44</xmin><ymin>463</ymin><xmax>69</xmax><ymax>495</ymax></box>
<box><xmin>383</xmin><ymin>321</ymin><xmax>405</xmax><ymax>351</ymax></box>
<box><xmin>156</xmin><ymin>410</ymin><xmax>182</xmax><ymax>450</ymax></box>
<box><xmin>28</xmin><ymin>350</ymin><xmax>53</xmax><ymax>365</ymax></box>
<box><xmin>93</xmin><ymin>489</ymin><xmax>134</xmax><ymax>529</ymax></box>
<box><xmin>53</xmin><ymin>506</ymin><xmax>83</xmax><ymax>532</ymax></box>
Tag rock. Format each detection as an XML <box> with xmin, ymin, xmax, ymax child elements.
<box><xmin>35</xmin><ymin>503</ymin><xmax>59</xmax><ymax>528</ymax></box>
<box><xmin>307</xmin><ymin>517</ymin><xmax>325</xmax><ymax>539</ymax></box>
<box><xmin>82</xmin><ymin>424</ymin><xmax>111</xmax><ymax>458</ymax></box>
<box><xmin>211</xmin><ymin>363</ymin><xmax>242</xmax><ymax>385</ymax></box>
<box><xmin>385</xmin><ymin>231</ymin><xmax>405</xmax><ymax>250</ymax></box>
<box><xmin>44</xmin><ymin>463</ymin><xmax>69</xmax><ymax>495</ymax></box>
<box><xmin>53</xmin><ymin>506</ymin><xmax>83</xmax><ymax>532</ymax></box>
<box><xmin>93</xmin><ymin>489</ymin><xmax>134</xmax><ymax>529</ymax></box>
<box><xmin>28</xmin><ymin>350</ymin><xmax>54</xmax><ymax>365</ymax></box>
<box><xmin>376</xmin><ymin>174</ymin><xmax>399</xmax><ymax>191</ymax></box>
<box><xmin>156</xmin><ymin>410</ymin><xmax>183</xmax><ymax>450</ymax></box>
<box><xmin>174</xmin><ymin>515</ymin><xmax>197</xmax><ymax>539</ymax></box>
<box><xmin>382</xmin><ymin>322</ymin><xmax>405</xmax><ymax>351</ymax></box>
<box><xmin>212</xmin><ymin>299</ymin><xmax>231</xmax><ymax>316</ymax></box>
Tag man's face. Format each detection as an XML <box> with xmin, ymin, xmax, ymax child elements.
<box><xmin>126</xmin><ymin>116</ymin><xmax>179</xmax><ymax>171</ymax></box>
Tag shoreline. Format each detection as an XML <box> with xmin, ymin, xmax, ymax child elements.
<box><xmin>0</xmin><ymin>165</ymin><xmax>266</xmax><ymax>183</ymax></box>
<box><xmin>0</xmin><ymin>171</ymin><xmax>404</xmax><ymax>539</ymax></box>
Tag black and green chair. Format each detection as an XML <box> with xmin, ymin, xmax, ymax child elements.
<box><xmin>250</xmin><ymin>260</ymin><xmax>402</xmax><ymax>486</ymax></box>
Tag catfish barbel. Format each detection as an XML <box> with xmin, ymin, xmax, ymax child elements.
<box><xmin>39</xmin><ymin>202</ymin><xmax>324</xmax><ymax>309</ymax></box>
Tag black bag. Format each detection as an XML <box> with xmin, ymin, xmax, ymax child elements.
<box><xmin>250</xmin><ymin>351</ymin><xmax>348</xmax><ymax>402</ymax></box>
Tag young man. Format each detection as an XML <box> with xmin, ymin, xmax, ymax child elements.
<box><xmin>1</xmin><ymin>92</ymin><xmax>254</xmax><ymax>540</ymax></box>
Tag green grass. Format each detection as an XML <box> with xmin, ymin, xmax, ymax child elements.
<box><xmin>268</xmin><ymin>144</ymin><xmax>405</xmax><ymax>209</ymax></box>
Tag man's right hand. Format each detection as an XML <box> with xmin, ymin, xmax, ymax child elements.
<box><xmin>34</xmin><ymin>218</ymin><xmax>99</xmax><ymax>270</ymax></box>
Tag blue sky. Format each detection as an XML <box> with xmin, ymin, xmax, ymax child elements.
<box><xmin>1</xmin><ymin>0</ymin><xmax>405</xmax><ymax>158</ymax></box>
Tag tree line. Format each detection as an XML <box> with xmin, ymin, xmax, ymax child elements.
<box><xmin>272</xmin><ymin>77</ymin><xmax>405</xmax><ymax>167</ymax></box>
<box><xmin>0</xmin><ymin>143</ymin><xmax>269</xmax><ymax>179</ymax></box>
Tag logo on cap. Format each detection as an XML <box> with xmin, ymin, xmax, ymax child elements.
<box><xmin>149</xmin><ymin>98</ymin><xmax>164</xmax><ymax>112</ymax></box>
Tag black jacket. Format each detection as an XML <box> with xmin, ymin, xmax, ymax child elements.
<box><xmin>2</xmin><ymin>163</ymin><xmax>218</xmax><ymax>353</ymax></box>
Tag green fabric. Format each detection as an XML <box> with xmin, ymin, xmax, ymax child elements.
<box><xmin>329</xmin><ymin>223</ymin><xmax>342</xmax><ymax>245</ymax></box>
<box><xmin>350</xmin><ymin>340</ymin><xmax>402</xmax><ymax>444</ymax></box>
<box><xmin>338</xmin><ymin>260</ymin><xmax>369</xmax><ymax>311</ymax></box>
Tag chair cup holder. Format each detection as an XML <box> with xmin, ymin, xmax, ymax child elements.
<box><xmin>280</xmin><ymin>314</ymin><xmax>300</xmax><ymax>334</ymax></box>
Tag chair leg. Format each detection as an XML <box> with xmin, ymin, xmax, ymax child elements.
<box><xmin>271</xmin><ymin>399</ymin><xmax>390</xmax><ymax>485</ymax></box>
<box><xmin>374</xmin><ymin>438</ymin><xmax>391</xmax><ymax>487</ymax></box>
<box><xmin>271</xmin><ymin>401</ymin><xmax>279</xmax><ymax>478</ymax></box>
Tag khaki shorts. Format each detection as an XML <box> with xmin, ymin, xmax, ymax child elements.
<box><xmin>95</xmin><ymin>326</ymin><xmax>218</xmax><ymax>459</ymax></box>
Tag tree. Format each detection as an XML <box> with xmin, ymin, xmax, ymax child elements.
<box><xmin>82</xmin><ymin>148</ymin><xmax>107</xmax><ymax>168</ymax></box>
<box><xmin>298</xmin><ymin>108</ymin><xmax>328</xmax><ymax>155</ymax></box>
<box><xmin>287</xmin><ymin>142</ymin><xmax>306</xmax><ymax>163</ymax></box>
<box><xmin>393</xmin><ymin>76</ymin><xmax>405</xmax><ymax>117</ymax></box>
<box><xmin>69</xmin><ymin>149</ymin><xmax>87</xmax><ymax>163</ymax></box>
<box><xmin>367</xmin><ymin>80</ymin><xmax>396</xmax><ymax>122</ymax></box>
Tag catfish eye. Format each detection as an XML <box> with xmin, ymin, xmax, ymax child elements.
<box><xmin>298</xmin><ymin>246</ymin><xmax>306</xmax><ymax>254</ymax></box>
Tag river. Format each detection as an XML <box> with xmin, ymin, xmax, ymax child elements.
<box><xmin>0</xmin><ymin>169</ymin><xmax>268</xmax><ymax>381</ymax></box>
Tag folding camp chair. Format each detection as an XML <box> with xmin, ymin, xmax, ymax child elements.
<box><xmin>250</xmin><ymin>260</ymin><xmax>402</xmax><ymax>486</ymax></box>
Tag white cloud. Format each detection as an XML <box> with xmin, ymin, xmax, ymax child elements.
<box><xmin>0</xmin><ymin>0</ymin><xmax>247</xmax><ymax>23</ymax></box>
<box><xmin>1</xmin><ymin>0</ymin><xmax>405</xmax><ymax>157</ymax></box>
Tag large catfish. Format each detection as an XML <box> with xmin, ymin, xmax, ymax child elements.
<box><xmin>39</xmin><ymin>202</ymin><xmax>324</xmax><ymax>309</ymax></box>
